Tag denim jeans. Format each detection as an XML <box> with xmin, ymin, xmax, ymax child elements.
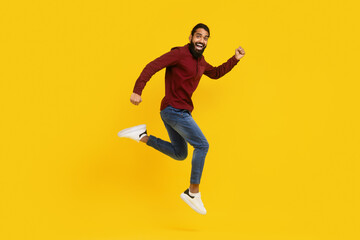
<box><xmin>146</xmin><ymin>105</ymin><xmax>209</xmax><ymax>184</ymax></box>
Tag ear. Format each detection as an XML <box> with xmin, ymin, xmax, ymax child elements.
<box><xmin>189</xmin><ymin>35</ymin><xmax>192</xmax><ymax>42</ymax></box>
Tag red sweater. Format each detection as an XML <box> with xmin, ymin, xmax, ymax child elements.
<box><xmin>133</xmin><ymin>44</ymin><xmax>239</xmax><ymax>112</ymax></box>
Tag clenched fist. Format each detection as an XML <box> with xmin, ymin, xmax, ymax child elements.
<box><xmin>130</xmin><ymin>92</ymin><xmax>142</xmax><ymax>105</ymax></box>
<box><xmin>235</xmin><ymin>46</ymin><xmax>245</xmax><ymax>60</ymax></box>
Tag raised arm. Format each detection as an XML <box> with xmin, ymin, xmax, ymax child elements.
<box><xmin>204</xmin><ymin>46</ymin><xmax>245</xmax><ymax>79</ymax></box>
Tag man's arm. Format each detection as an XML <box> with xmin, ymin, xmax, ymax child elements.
<box><xmin>204</xmin><ymin>46</ymin><xmax>245</xmax><ymax>79</ymax></box>
<box><xmin>131</xmin><ymin>48</ymin><xmax>181</xmax><ymax>105</ymax></box>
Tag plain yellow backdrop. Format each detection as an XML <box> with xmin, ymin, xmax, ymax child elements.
<box><xmin>1</xmin><ymin>0</ymin><xmax>359</xmax><ymax>239</ymax></box>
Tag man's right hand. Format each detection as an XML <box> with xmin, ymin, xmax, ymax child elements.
<box><xmin>130</xmin><ymin>92</ymin><xmax>142</xmax><ymax>105</ymax></box>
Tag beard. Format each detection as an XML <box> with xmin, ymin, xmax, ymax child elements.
<box><xmin>189</xmin><ymin>41</ymin><xmax>206</xmax><ymax>58</ymax></box>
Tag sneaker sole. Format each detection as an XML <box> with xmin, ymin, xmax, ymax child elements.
<box><xmin>180</xmin><ymin>193</ymin><xmax>206</xmax><ymax>215</ymax></box>
<box><xmin>118</xmin><ymin>124</ymin><xmax>146</xmax><ymax>137</ymax></box>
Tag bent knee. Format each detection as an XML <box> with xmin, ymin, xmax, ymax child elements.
<box><xmin>203</xmin><ymin>142</ymin><xmax>210</xmax><ymax>151</ymax></box>
<box><xmin>174</xmin><ymin>152</ymin><xmax>188</xmax><ymax>161</ymax></box>
<box><xmin>196</xmin><ymin>141</ymin><xmax>209</xmax><ymax>151</ymax></box>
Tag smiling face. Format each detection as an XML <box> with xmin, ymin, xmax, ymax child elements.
<box><xmin>189</xmin><ymin>28</ymin><xmax>209</xmax><ymax>58</ymax></box>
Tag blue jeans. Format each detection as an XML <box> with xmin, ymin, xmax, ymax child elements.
<box><xmin>146</xmin><ymin>106</ymin><xmax>209</xmax><ymax>184</ymax></box>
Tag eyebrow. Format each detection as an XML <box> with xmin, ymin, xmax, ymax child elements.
<box><xmin>195</xmin><ymin>33</ymin><xmax>209</xmax><ymax>38</ymax></box>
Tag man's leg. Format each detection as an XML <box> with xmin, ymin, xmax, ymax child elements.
<box><xmin>155</xmin><ymin>106</ymin><xmax>208</xmax><ymax>214</ymax></box>
<box><xmin>173</xmin><ymin>112</ymin><xmax>208</xmax><ymax>215</ymax></box>
<box><xmin>137</xmin><ymin>106</ymin><xmax>208</xmax><ymax>188</ymax></box>
<box><xmin>118</xmin><ymin>110</ymin><xmax>187</xmax><ymax>160</ymax></box>
<box><xmin>145</xmin><ymin>119</ymin><xmax>188</xmax><ymax>161</ymax></box>
<box><xmin>118</xmin><ymin>106</ymin><xmax>208</xmax><ymax>214</ymax></box>
<box><xmin>169</xmin><ymin>112</ymin><xmax>209</xmax><ymax>188</ymax></box>
<box><xmin>118</xmin><ymin>107</ymin><xmax>208</xmax><ymax>185</ymax></box>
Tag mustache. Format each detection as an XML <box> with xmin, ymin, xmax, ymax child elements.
<box><xmin>191</xmin><ymin>41</ymin><xmax>206</xmax><ymax>50</ymax></box>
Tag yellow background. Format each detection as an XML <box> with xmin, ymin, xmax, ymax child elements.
<box><xmin>1</xmin><ymin>0</ymin><xmax>359</xmax><ymax>239</ymax></box>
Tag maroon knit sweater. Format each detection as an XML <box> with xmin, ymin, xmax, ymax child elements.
<box><xmin>133</xmin><ymin>44</ymin><xmax>239</xmax><ymax>112</ymax></box>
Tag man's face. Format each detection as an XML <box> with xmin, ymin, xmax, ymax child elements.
<box><xmin>189</xmin><ymin>28</ymin><xmax>209</xmax><ymax>57</ymax></box>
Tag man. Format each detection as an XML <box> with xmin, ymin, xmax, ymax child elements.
<box><xmin>118</xmin><ymin>23</ymin><xmax>245</xmax><ymax>215</ymax></box>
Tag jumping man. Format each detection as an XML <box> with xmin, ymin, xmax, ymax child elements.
<box><xmin>118</xmin><ymin>23</ymin><xmax>245</xmax><ymax>215</ymax></box>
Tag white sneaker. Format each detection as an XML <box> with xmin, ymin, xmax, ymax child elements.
<box><xmin>117</xmin><ymin>124</ymin><xmax>147</xmax><ymax>142</ymax></box>
<box><xmin>180</xmin><ymin>189</ymin><xmax>207</xmax><ymax>215</ymax></box>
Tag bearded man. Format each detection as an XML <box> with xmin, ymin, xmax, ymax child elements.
<box><xmin>118</xmin><ymin>23</ymin><xmax>245</xmax><ymax>215</ymax></box>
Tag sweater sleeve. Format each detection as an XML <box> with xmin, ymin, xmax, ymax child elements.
<box><xmin>133</xmin><ymin>48</ymin><xmax>181</xmax><ymax>96</ymax></box>
<box><xmin>203</xmin><ymin>55</ymin><xmax>240</xmax><ymax>79</ymax></box>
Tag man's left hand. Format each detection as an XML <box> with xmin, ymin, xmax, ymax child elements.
<box><xmin>235</xmin><ymin>46</ymin><xmax>245</xmax><ymax>60</ymax></box>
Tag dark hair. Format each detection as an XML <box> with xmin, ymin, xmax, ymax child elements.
<box><xmin>191</xmin><ymin>23</ymin><xmax>210</xmax><ymax>37</ymax></box>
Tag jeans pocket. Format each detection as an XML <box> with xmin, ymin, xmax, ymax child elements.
<box><xmin>161</xmin><ymin>106</ymin><xmax>183</xmax><ymax>126</ymax></box>
<box><xmin>160</xmin><ymin>108</ymin><xmax>169</xmax><ymax>119</ymax></box>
